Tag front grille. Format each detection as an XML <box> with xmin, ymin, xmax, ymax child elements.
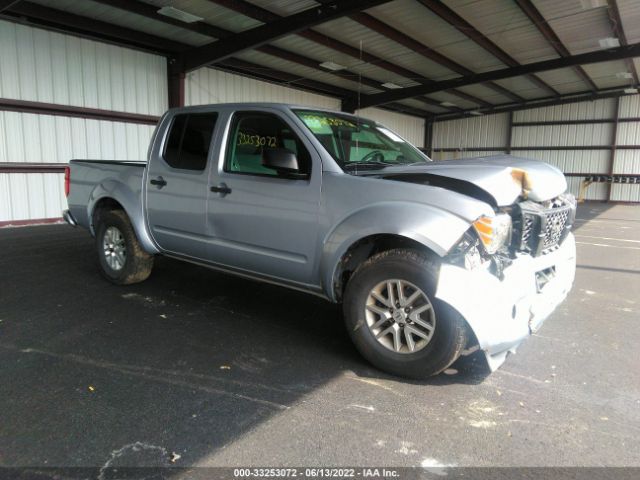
<box><xmin>513</xmin><ymin>196</ymin><xmax>575</xmax><ymax>256</ymax></box>
<box><xmin>542</xmin><ymin>208</ymin><xmax>570</xmax><ymax>249</ymax></box>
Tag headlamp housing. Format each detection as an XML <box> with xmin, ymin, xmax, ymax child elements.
<box><xmin>473</xmin><ymin>213</ymin><xmax>512</xmax><ymax>254</ymax></box>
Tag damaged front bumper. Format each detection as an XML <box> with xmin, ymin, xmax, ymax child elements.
<box><xmin>436</xmin><ymin>233</ymin><xmax>576</xmax><ymax>371</ymax></box>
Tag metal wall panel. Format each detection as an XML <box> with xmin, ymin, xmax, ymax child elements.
<box><xmin>510</xmin><ymin>149</ymin><xmax>610</xmax><ymax>174</ymax></box>
<box><xmin>433</xmin><ymin>113</ymin><xmax>509</xmax><ymax>149</ymax></box>
<box><xmin>432</xmin><ymin>150</ymin><xmax>507</xmax><ymax>161</ymax></box>
<box><xmin>355</xmin><ymin>108</ymin><xmax>425</xmax><ymax>148</ymax></box>
<box><xmin>0</xmin><ymin>111</ymin><xmax>155</xmax><ymax>164</ymax></box>
<box><xmin>619</xmin><ymin>93</ymin><xmax>640</xmax><ymax>118</ymax></box>
<box><xmin>185</xmin><ymin>68</ymin><xmax>341</xmax><ymax>109</ymax></box>
<box><xmin>0</xmin><ymin>173</ymin><xmax>67</xmax><ymax>222</ymax></box>
<box><xmin>185</xmin><ymin>70</ymin><xmax>426</xmax><ymax>147</ymax></box>
<box><xmin>511</xmin><ymin>124</ymin><xmax>613</xmax><ymax>147</ymax></box>
<box><xmin>513</xmin><ymin>98</ymin><xmax>616</xmax><ymax>122</ymax></box>
<box><xmin>0</xmin><ymin>111</ymin><xmax>155</xmax><ymax>222</ymax></box>
<box><xmin>0</xmin><ymin>19</ymin><xmax>168</xmax><ymax>115</ymax></box>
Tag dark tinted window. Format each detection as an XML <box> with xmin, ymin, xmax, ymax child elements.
<box><xmin>163</xmin><ymin>113</ymin><xmax>217</xmax><ymax>171</ymax></box>
<box><xmin>225</xmin><ymin>112</ymin><xmax>311</xmax><ymax>177</ymax></box>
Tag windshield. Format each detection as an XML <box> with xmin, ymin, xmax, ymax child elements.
<box><xmin>294</xmin><ymin>110</ymin><xmax>431</xmax><ymax>171</ymax></box>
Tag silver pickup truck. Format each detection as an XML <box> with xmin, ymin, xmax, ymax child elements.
<box><xmin>64</xmin><ymin>103</ymin><xmax>576</xmax><ymax>378</ymax></box>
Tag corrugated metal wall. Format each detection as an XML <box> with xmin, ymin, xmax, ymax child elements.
<box><xmin>432</xmin><ymin>96</ymin><xmax>640</xmax><ymax>202</ymax></box>
<box><xmin>612</xmin><ymin>95</ymin><xmax>640</xmax><ymax>202</ymax></box>
<box><xmin>356</xmin><ymin>108</ymin><xmax>426</xmax><ymax>148</ymax></box>
<box><xmin>432</xmin><ymin>113</ymin><xmax>510</xmax><ymax>159</ymax></box>
<box><xmin>0</xmin><ymin>20</ymin><xmax>167</xmax><ymax>115</ymax></box>
<box><xmin>185</xmin><ymin>70</ymin><xmax>427</xmax><ymax>147</ymax></box>
<box><xmin>185</xmin><ymin>68</ymin><xmax>341</xmax><ymax>110</ymax></box>
<box><xmin>0</xmin><ymin>19</ymin><xmax>166</xmax><ymax>223</ymax></box>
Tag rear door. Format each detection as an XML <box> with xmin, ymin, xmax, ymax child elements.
<box><xmin>146</xmin><ymin>111</ymin><xmax>218</xmax><ymax>259</ymax></box>
<box><xmin>206</xmin><ymin>109</ymin><xmax>322</xmax><ymax>285</ymax></box>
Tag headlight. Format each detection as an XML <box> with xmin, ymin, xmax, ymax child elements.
<box><xmin>473</xmin><ymin>213</ymin><xmax>512</xmax><ymax>254</ymax></box>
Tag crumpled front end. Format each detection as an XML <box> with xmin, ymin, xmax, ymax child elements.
<box><xmin>436</xmin><ymin>233</ymin><xmax>576</xmax><ymax>370</ymax></box>
<box><xmin>434</xmin><ymin>183</ymin><xmax>577</xmax><ymax>372</ymax></box>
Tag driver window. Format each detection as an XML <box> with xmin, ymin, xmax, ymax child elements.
<box><xmin>225</xmin><ymin>112</ymin><xmax>311</xmax><ymax>177</ymax></box>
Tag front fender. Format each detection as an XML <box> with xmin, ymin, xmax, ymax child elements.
<box><xmin>88</xmin><ymin>180</ymin><xmax>159</xmax><ymax>254</ymax></box>
<box><xmin>320</xmin><ymin>202</ymin><xmax>473</xmax><ymax>301</ymax></box>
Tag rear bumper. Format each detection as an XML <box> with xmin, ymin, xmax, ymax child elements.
<box><xmin>62</xmin><ymin>209</ymin><xmax>77</xmax><ymax>227</ymax></box>
<box><xmin>436</xmin><ymin>233</ymin><xmax>576</xmax><ymax>371</ymax></box>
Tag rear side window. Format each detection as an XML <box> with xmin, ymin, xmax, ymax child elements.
<box><xmin>163</xmin><ymin>113</ymin><xmax>217</xmax><ymax>171</ymax></box>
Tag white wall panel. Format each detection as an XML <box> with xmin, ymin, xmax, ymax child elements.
<box><xmin>511</xmin><ymin>149</ymin><xmax>610</xmax><ymax>174</ymax></box>
<box><xmin>185</xmin><ymin>69</ymin><xmax>426</xmax><ymax>147</ymax></box>
<box><xmin>185</xmin><ymin>68</ymin><xmax>341</xmax><ymax>110</ymax></box>
<box><xmin>355</xmin><ymin>108</ymin><xmax>425</xmax><ymax>147</ymax></box>
<box><xmin>0</xmin><ymin>111</ymin><xmax>154</xmax><ymax>222</ymax></box>
<box><xmin>513</xmin><ymin>98</ymin><xmax>616</xmax><ymax>122</ymax></box>
<box><xmin>0</xmin><ymin>173</ymin><xmax>67</xmax><ymax>222</ymax></box>
<box><xmin>616</xmin><ymin>122</ymin><xmax>640</xmax><ymax>146</ymax></box>
<box><xmin>512</xmin><ymin>124</ymin><xmax>613</xmax><ymax>147</ymax></box>
<box><xmin>0</xmin><ymin>111</ymin><xmax>154</xmax><ymax>164</ymax></box>
<box><xmin>0</xmin><ymin>19</ymin><xmax>167</xmax><ymax>115</ymax></box>
<box><xmin>610</xmin><ymin>183</ymin><xmax>640</xmax><ymax>202</ymax></box>
<box><xmin>612</xmin><ymin>150</ymin><xmax>640</xmax><ymax>174</ymax></box>
<box><xmin>432</xmin><ymin>150</ymin><xmax>506</xmax><ymax>161</ymax></box>
<box><xmin>618</xmin><ymin>94</ymin><xmax>640</xmax><ymax>118</ymax></box>
<box><xmin>433</xmin><ymin>113</ymin><xmax>509</xmax><ymax>149</ymax></box>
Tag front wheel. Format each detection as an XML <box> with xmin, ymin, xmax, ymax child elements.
<box><xmin>95</xmin><ymin>209</ymin><xmax>154</xmax><ymax>285</ymax></box>
<box><xmin>343</xmin><ymin>249</ymin><xmax>468</xmax><ymax>379</ymax></box>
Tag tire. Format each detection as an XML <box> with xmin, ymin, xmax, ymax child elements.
<box><xmin>95</xmin><ymin>209</ymin><xmax>154</xmax><ymax>285</ymax></box>
<box><xmin>343</xmin><ymin>248</ymin><xmax>467</xmax><ymax>379</ymax></box>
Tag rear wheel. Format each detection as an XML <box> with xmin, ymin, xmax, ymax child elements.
<box><xmin>95</xmin><ymin>209</ymin><xmax>154</xmax><ymax>285</ymax></box>
<box><xmin>343</xmin><ymin>249</ymin><xmax>467</xmax><ymax>379</ymax></box>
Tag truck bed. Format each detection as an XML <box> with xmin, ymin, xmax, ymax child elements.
<box><xmin>66</xmin><ymin>159</ymin><xmax>147</xmax><ymax>233</ymax></box>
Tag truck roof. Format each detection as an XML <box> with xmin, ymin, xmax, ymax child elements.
<box><xmin>168</xmin><ymin>103</ymin><xmax>378</xmax><ymax>124</ymax></box>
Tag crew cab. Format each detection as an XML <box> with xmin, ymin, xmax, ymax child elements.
<box><xmin>64</xmin><ymin>103</ymin><xmax>577</xmax><ymax>378</ymax></box>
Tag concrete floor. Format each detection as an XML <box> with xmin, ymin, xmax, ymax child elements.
<box><xmin>0</xmin><ymin>203</ymin><xmax>639</xmax><ymax>471</ymax></box>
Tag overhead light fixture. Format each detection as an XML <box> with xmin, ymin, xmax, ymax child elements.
<box><xmin>381</xmin><ymin>82</ymin><xmax>403</xmax><ymax>89</ymax></box>
<box><xmin>579</xmin><ymin>0</ymin><xmax>608</xmax><ymax>9</ymax></box>
<box><xmin>469</xmin><ymin>111</ymin><xmax>483</xmax><ymax>116</ymax></box>
<box><xmin>320</xmin><ymin>61</ymin><xmax>346</xmax><ymax>71</ymax></box>
<box><xmin>158</xmin><ymin>6</ymin><xmax>204</xmax><ymax>23</ymax></box>
<box><xmin>599</xmin><ymin>37</ymin><xmax>620</xmax><ymax>48</ymax></box>
<box><xmin>624</xmin><ymin>88</ymin><xmax>638</xmax><ymax>94</ymax></box>
<box><xmin>616</xmin><ymin>72</ymin><xmax>633</xmax><ymax>79</ymax></box>
<box><xmin>440</xmin><ymin>101</ymin><xmax>457</xmax><ymax>107</ymax></box>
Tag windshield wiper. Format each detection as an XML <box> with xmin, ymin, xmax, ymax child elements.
<box><xmin>343</xmin><ymin>160</ymin><xmax>395</xmax><ymax>170</ymax></box>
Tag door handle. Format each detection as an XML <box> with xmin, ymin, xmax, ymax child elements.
<box><xmin>210</xmin><ymin>183</ymin><xmax>232</xmax><ymax>197</ymax></box>
<box><xmin>150</xmin><ymin>176</ymin><xmax>167</xmax><ymax>188</ymax></box>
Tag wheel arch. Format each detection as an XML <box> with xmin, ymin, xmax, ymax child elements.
<box><xmin>88</xmin><ymin>181</ymin><xmax>159</xmax><ymax>254</ymax></box>
<box><xmin>321</xmin><ymin>202</ymin><xmax>472</xmax><ymax>302</ymax></box>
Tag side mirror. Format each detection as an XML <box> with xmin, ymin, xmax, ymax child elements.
<box><xmin>262</xmin><ymin>148</ymin><xmax>300</xmax><ymax>174</ymax></box>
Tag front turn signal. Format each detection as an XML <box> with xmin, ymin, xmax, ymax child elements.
<box><xmin>473</xmin><ymin>214</ymin><xmax>512</xmax><ymax>254</ymax></box>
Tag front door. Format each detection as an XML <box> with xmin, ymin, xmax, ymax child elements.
<box><xmin>206</xmin><ymin>110</ymin><xmax>322</xmax><ymax>286</ymax></box>
<box><xmin>146</xmin><ymin>111</ymin><xmax>218</xmax><ymax>259</ymax></box>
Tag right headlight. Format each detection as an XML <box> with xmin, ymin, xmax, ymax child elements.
<box><xmin>473</xmin><ymin>213</ymin><xmax>512</xmax><ymax>254</ymax></box>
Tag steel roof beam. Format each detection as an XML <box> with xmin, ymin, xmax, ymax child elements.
<box><xmin>182</xmin><ymin>0</ymin><xmax>392</xmax><ymax>72</ymax></box>
<box><xmin>415</xmin><ymin>0</ymin><xmax>559</xmax><ymax>97</ymax></box>
<box><xmin>607</xmin><ymin>0</ymin><xmax>640</xmax><ymax>85</ymax></box>
<box><xmin>430</xmin><ymin>87</ymin><xmax>633</xmax><ymax>122</ymax></box>
<box><xmin>209</xmin><ymin>0</ymin><xmax>503</xmax><ymax>106</ymax></box>
<box><xmin>1</xmin><ymin>2</ymin><xmax>383</xmax><ymax>105</ymax></box>
<box><xmin>5</xmin><ymin>1</ymin><xmax>187</xmax><ymax>53</ymax></box>
<box><xmin>0</xmin><ymin>0</ymin><xmax>20</xmax><ymax>13</ymax></box>
<box><xmin>90</xmin><ymin>0</ymin><xmax>229</xmax><ymax>39</ymax></box>
<box><xmin>348</xmin><ymin>11</ymin><xmax>523</xmax><ymax>103</ymax></box>
<box><xmin>514</xmin><ymin>0</ymin><xmax>597</xmax><ymax>92</ymax></box>
<box><xmin>344</xmin><ymin>42</ymin><xmax>640</xmax><ymax>111</ymax></box>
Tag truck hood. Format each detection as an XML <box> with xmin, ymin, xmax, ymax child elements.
<box><xmin>374</xmin><ymin>155</ymin><xmax>567</xmax><ymax>206</ymax></box>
